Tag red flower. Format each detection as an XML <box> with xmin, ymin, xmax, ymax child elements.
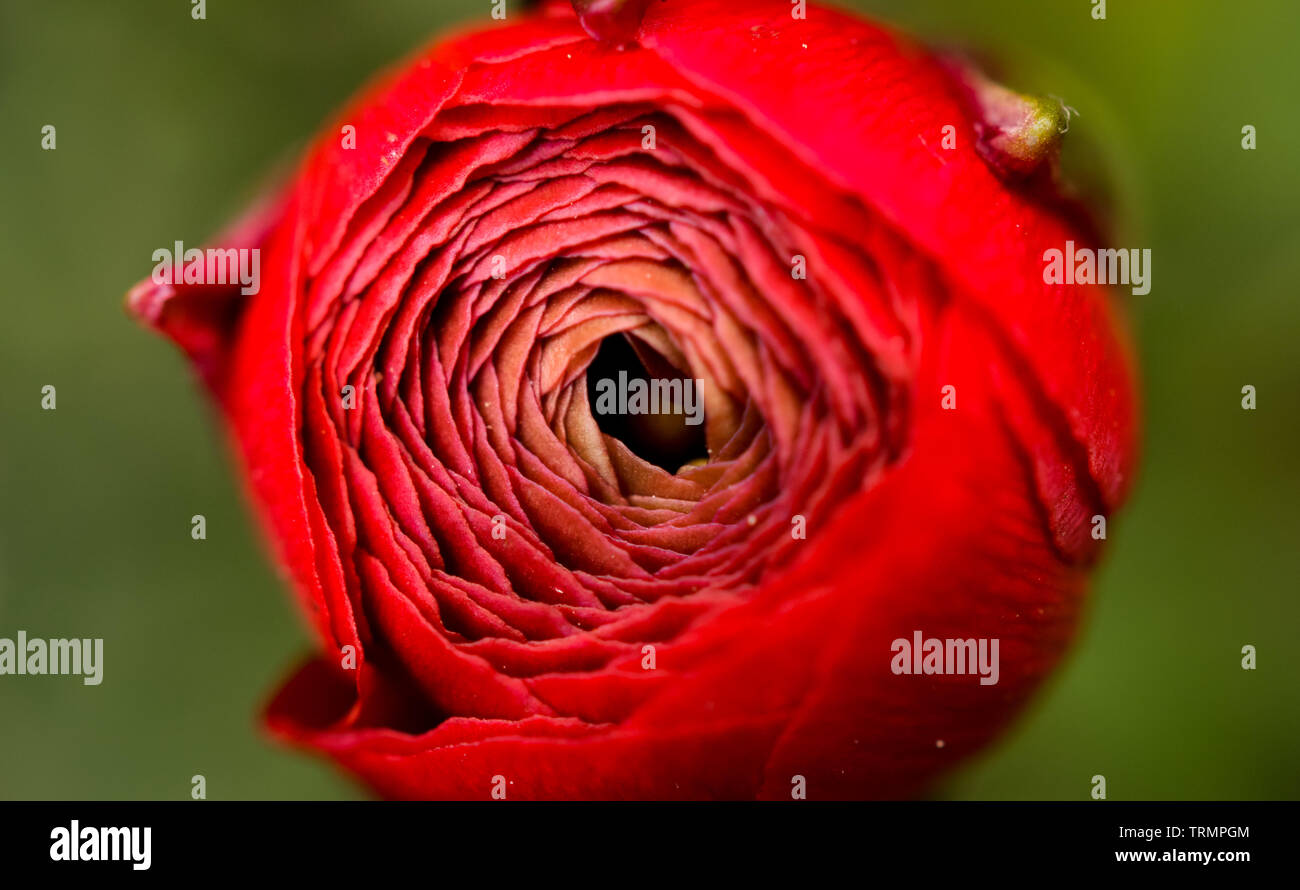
<box><xmin>129</xmin><ymin>0</ymin><xmax>1138</xmax><ymax>799</ymax></box>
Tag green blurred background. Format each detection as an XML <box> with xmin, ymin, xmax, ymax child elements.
<box><xmin>1</xmin><ymin>0</ymin><xmax>1296</xmax><ymax>800</ymax></box>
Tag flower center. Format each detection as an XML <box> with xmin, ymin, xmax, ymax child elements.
<box><xmin>584</xmin><ymin>332</ymin><xmax>708</xmax><ymax>474</ymax></box>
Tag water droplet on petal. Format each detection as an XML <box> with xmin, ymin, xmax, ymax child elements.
<box><xmin>570</xmin><ymin>0</ymin><xmax>653</xmax><ymax>46</ymax></box>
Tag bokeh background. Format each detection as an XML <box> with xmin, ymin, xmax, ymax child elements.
<box><xmin>1</xmin><ymin>0</ymin><xmax>1296</xmax><ymax>800</ymax></box>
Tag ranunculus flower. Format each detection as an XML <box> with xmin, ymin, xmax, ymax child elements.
<box><xmin>129</xmin><ymin>0</ymin><xmax>1137</xmax><ymax>799</ymax></box>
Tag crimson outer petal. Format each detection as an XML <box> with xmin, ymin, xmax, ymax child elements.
<box><xmin>130</xmin><ymin>1</ymin><xmax>1138</xmax><ymax>799</ymax></box>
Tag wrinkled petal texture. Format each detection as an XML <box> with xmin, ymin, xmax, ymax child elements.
<box><xmin>130</xmin><ymin>0</ymin><xmax>1137</xmax><ymax>799</ymax></box>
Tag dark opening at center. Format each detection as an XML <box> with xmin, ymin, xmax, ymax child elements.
<box><xmin>585</xmin><ymin>334</ymin><xmax>708</xmax><ymax>473</ymax></box>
